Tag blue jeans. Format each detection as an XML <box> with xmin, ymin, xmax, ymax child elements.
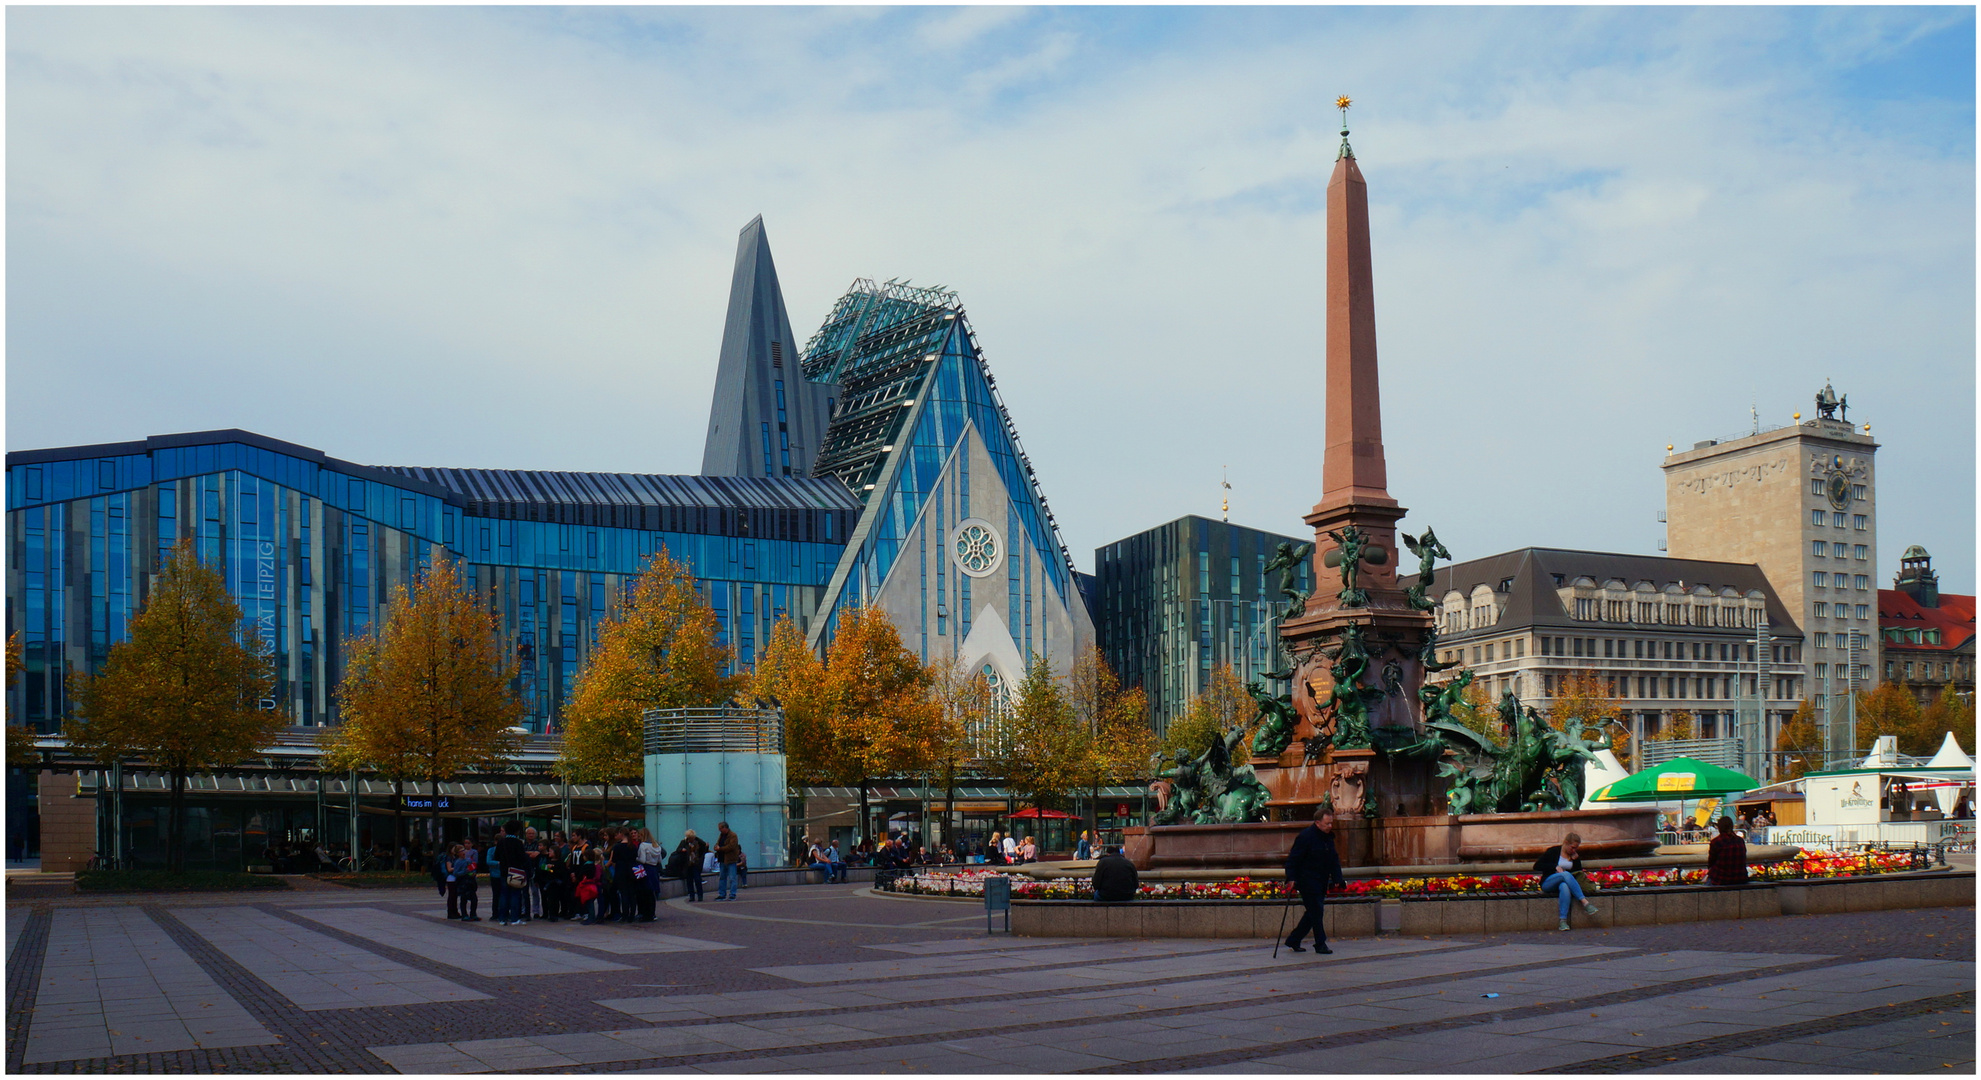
<box><xmin>717</xmin><ymin>862</ymin><xmax>740</xmax><ymax>899</ymax></box>
<box><xmin>1542</xmin><ymin>871</ymin><xmax>1587</xmax><ymax>920</ymax></box>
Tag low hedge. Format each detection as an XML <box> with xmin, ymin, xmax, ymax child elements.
<box><xmin>74</xmin><ymin>869</ymin><xmax>290</xmax><ymax>893</ymax></box>
<box><xmin>309</xmin><ymin>871</ymin><xmax>434</xmax><ymax>888</ymax></box>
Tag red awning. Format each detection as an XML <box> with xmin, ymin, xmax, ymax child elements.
<box><xmin>1009</xmin><ymin>808</ymin><xmax>1076</xmax><ymax>819</ymax></box>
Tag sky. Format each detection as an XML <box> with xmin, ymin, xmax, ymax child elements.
<box><xmin>8</xmin><ymin>6</ymin><xmax>1975</xmax><ymax>593</ymax></box>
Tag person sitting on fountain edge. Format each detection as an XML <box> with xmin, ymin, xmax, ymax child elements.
<box><xmin>1534</xmin><ymin>831</ymin><xmax>1599</xmax><ymax>931</ymax></box>
<box><xmin>1092</xmin><ymin>845</ymin><xmax>1139</xmax><ymax>902</ymax></box>
<box><xmin>1706</xmin><ymin>816</ymin><xmax>1748</xmax><ymax>887</ymax></box>
<box><xmin>1283</xmin><ymin>807</ymin><xmax>1347</xmax><ymax>955</ymax></box>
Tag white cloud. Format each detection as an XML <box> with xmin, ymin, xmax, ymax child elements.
<box><xmin>7</xmin><ymin>6</ymin><xmax>1973</xmax><ymax>592</ymax></box>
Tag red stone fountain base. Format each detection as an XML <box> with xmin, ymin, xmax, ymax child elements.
<box><xmin>1124</xmin><ymin>807</ymin><xmax>1659</xmax><ymax>871</ymax></box>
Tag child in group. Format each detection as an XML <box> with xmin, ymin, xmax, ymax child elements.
<box><xmin>453</xmin><ymin>841</ymin><xmax>481</xmax><ymax>922</ymax></box>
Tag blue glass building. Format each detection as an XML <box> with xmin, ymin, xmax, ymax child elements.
<box><xmin>6</xmin><ymin>430</ymin><xmax>861</xmax><ymax>734</ymax></box>
<box><xmin>6</xmin><ymin>215</ymin><xmax>1098</xmax><ymax>865</ymax></box>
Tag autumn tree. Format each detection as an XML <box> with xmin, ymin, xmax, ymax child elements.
<box><xmin>1922</xmin><ymin>683</ymin><xmax>1976</xmax><ymax>756</ymax></box>
<box><xmin>751</xmin><ymin>616</ymin><xmax>828</xmax><ymax>782</ymax></box>
<box><xmin>1652</xmin><ymin>709</ymin><xmax>1697</xmax><ymax>742</ymax></box>
<box><xmin>800</xmin><ymin>606</ymin><xmax>943</xmax><ymax>842</ymax></box>
<box><xmin>68</xmin><ymin>538</ymin><xmax>280</xmax><ymax>872</ymax></box>
<box><xmin>1855</xmin><ymin>682</ymin><xmax>1929</xmax><ymax>756</ymax></box>
<box><xmin>328</xmin><ymin>549</ymin><xmax>524</xmax><ymax>861</ymax></box>
<box><xmin>1067</xmin><ymin>644</ymin><xmax>1153</xmax><ymax>838</ymax></box>
<box><xmin>1775</xmin><ymin>699</ymin><xmax>1823</xmax><ymax>780</ymax></box>
<box><xmin>1548</xmin><ymin>669</ymin><xmax>1629</xmax><ymax>768</ymax></box>
<box><xmin>926</xmin><ymin>659</ymin><xmax>995</xmax><ymax>847</ymax></box>
<box><xmin>558</xmin><ymin>551</ymin><xmax>742</xmax><ymax>821</ymax></box>
<box><xmin>1444</xmin><ymin>678</ymin><xmax>1502</xmax><ymax>743</ymax></box>
<box><xmin>5</xmin><ymin>632</ymin><xmax>33</xmax><ymax>769</ymax></box>
<box><xmin>1159</xmin><ymin>662</ymin><xmax>1250</xmax><ymax>759</ymax></box>
<box><xmin>988</xmin><ymin>655</ymin><xmax>1088</xmax><ymax>818</ymax></box>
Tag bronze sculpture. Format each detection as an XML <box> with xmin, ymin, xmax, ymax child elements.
<box><xmin>1263</xmin><ymin>541</ymin><xmax>1314</xmax><ymax>619</ymax></box>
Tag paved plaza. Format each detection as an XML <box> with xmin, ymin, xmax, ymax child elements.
<box><xmin>3</xmin><ymin>882</ymin><xmax>1973</xmax><ymax>1074</ymax></box>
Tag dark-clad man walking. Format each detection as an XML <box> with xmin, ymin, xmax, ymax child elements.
<box><xmin>1091</xmin><ymin>845</ymin><xmax>1139</xmax><ymax>902</ymax></box>
<box><xmin>1283</xmin><ymin>807</ymin><xmax>1347</xmax><ymax>954</ymax></box>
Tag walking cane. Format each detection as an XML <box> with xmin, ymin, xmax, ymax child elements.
<box><xmin>1272</xmin><ymin>881</ymin><xmax>1295</xmax><ymax>958</ymax></box>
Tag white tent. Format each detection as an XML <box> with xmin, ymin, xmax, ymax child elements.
<box><xmin>1578</xmin><ymin>750</ymin><xmax>1631</xmax><ymax>811</ymax></box>
<box><xmin>1924</xmin><ymin>734</ymin><xmax>1974</xmax><ymax>815</ymax></box>
<box><xmin>1926</xmin><ymin>732</ymin><xmax>1973</xmax><ymax>770</ymax></box>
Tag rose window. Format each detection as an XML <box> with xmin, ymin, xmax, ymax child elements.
<box><xmin>951</xmin><ymin>520</ymin><xmax>1003</xmax><ymax>577</ymax></box>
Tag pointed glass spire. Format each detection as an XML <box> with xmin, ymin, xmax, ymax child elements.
<box><xmin>700</xmin><ymin>216</ymin><xmax>835</xmax><ymax>478</ymax></box>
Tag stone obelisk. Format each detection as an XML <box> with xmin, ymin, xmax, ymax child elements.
<box><xmin>1266</xmin><ymin>101</ymin><xmax>1444</xmax><ymax>858</ymax></box>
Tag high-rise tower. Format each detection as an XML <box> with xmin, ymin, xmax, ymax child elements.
<box><xmin>701</xmin><ymin>217</ymin><xmax>836</xmax><ymax>479</ymax></box>
<box><xmin>1663</xmin><ymin>382</ymin><xmax>1879</xmax><ymax>761</ymax></box>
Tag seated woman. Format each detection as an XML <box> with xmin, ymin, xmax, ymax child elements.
<box><xmin>1532</xmin><ymin>831</ymin><xmax>1599</xmax><ymax>932</ymax></box>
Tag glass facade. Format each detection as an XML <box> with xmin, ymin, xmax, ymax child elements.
<box><xmin>1094</xmin><ymin>515</ymin><xmax>1310</xmax><ymax>734</ymax></box>
<box><xmin>8</xmin><ymin>432</ymin><xmax>862</xmax><ymax>734</ymax></box>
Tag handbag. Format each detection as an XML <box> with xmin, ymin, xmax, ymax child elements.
<box><xmin>505</xmin><ymin>866</ymin><xmax>527</xmax><ymax>890</ymax></box>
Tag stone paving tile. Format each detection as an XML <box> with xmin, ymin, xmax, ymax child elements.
<box><xmin>749</xmin><ymin>937</ymin><xmax>1244</xmax><ymax>984</ymax></box>
<box><xmin>292</xmin><ymin>905</ymin><xmax>632</xmax><ymax>975</ymax></box>
<box><xmin>865</xmin><ymin>936</ymin><xmax>1085</xmax><ymax>955</ymax></box>
<box><xmin>6</xmin><ymin>906</ymin><xmax>25</xmax><ymax>963</ymax></box>
<box><xmin>175</xmin><ymin>905</ymin><xmax>490</xmax><ymax>1010</ymax></box>
<box><xmin>25</xmin><ymin>908</ymin><xmax>275</xmax><ymax>1064</ymax></box>
<box><xmin>411</xmin><ymin>908</ymin><xmax>743</xmax><ymax>954</ymax></box>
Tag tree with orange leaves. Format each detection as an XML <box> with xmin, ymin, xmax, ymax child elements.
<box><xmin>806</xmin><ymin>606</ymin><xmax>944</xmax><ymax>843</ymax></box>
<box><xmin>557</xmin><ymin>551</ymin><xmax>742</xmax><ymax>814</ymax></box>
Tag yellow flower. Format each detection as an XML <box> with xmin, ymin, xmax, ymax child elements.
<box><xmin>1336</xmin><ymin>95</ymin><xmax>1353</xmax><ymax>110</ymax></box>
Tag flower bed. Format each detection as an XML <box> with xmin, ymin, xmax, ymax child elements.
<box><xmin>878</xmin><ymin>849</ymin><xmax>1920</xmax><ymax>902</ymax></box>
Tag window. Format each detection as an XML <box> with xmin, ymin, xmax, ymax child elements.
<box><xmin>1813</xmin><ymin>602</ymin><xmax>1828</xmax><ymax>619</ymax></box>
<box><xmin>1572</xmin><ymin>638</ymin><xmax>1583</xmax><ymax>657</ymax></box>
<box><xmin>1811</xmin><ymin>540</ymin><xmax>1827</xmax><ymax>557</ymax></box>
<box><xmin>1485</xmin><ymin>643</ymin><xmax>1495</xmax><ymax>661</ymax></box>
<box><xmin>1811</xmin><ymin>479</ymin><xmax>1826</xmax><ymax>496</ymax></box>
<box><xmin>1230</xmin><ymin>556</ymin><xmax>1240</xmax><ymax>598</ymax></box>
<box><xmin>1833</xmin><ymin>512</ymin><xmax>1847</xmax><ymax>528</ymax></box>
<box><xmin>1853</xmin><ymin>544</ymin><xmax>1867</xmax><ymax>559</ymax></box>
<box><xmin>1903</xmin><ymin>662</ymin><xmax>1913</xmax><ymax>680</ymax></box>
<box><xmin>1851</xmin><ymin>484</ymin><xmax>1866</xmax><ymax>501</ymax></box>
<box><xmin>1813</xmin><ymin>571</ymin><xmax>1827</xmax><ymax>588</ymax></box>
<box><xmin>1853</xmin><ymin>515</ymin><xmax>1867</xmax><ymax>530</ymax></box>
<box><xmin>1634</xmin><ymin>639</ymin><xmax>1644</xmax><ymax>659</ymax></box>
<box><xmin>1885</xmin><ymin>660</ymin><xmax>1895</xmax><ymax>679</ymax></box>
<box><xmin>1814</xmin><ymin>632</ymin><xmax>1828</xmax><ymax>649</ymax></box>
<box><xmin>1515</xmin><ymin>639</ymin><xmax>1525</xmax><ymax>657</ymax></box>
<box><xmin>1836</xmin><ymin>542</ymin><xmax>1849</xmax><ymax>557</ymax></box>
<box><xmin>1810</xmin><ymin>509</ymin><xmax>1826</xmax><ymax>526</ymax></box>
<box><xmin>1854</xmin><ymin>605</ymin><xmax>1869</xmax><ymax>620</ymax></box>
<box><xmin>1854</xmin><ymin>575</ymin><xmax>1868</xmax><ymax>590</ymax></box>
<box><xmin>1540</xmin><ymin>637</ymin><xmax>1551</xmax><ymax>656</ymax></box>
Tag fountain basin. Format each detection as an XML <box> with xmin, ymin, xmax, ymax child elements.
<box><xmin>1124</xmin><ymin>807</ymin><xmax>1659</xmax><ymax>871</ymax></box>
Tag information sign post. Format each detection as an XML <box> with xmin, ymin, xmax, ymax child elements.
<box><xmin>984</xmin><ymin>874</ymin><xmax>1011</xmax><ymax>934</ymax></box>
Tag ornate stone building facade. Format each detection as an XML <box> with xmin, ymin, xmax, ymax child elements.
<box><xmin>1432</xmin><ymin>547</ymin><xmax>1806</xmax><ymax>778</ymax></box>
<box><xmin>1879</xmin><ymin>546</ymin><xmax>1975</xmax><ymax>707</ymax></box>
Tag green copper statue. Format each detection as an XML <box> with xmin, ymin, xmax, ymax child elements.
<box><xmin>1264</xmin><ymin>542</ymin><xmax>1314</xmax><ymax>619</ymax></box>
<box><xmin>1326</xmin><ymin>525</ymin><xmax>1373</xmax><ymax>607</ymax></box>
<box><xmin>1247</xmin><ymin>680</ymin><xmax>1299</xmax><ymax>759</ymax></box>
<box><xmin>1400</xmin><ymin>528</ymin><xmax>1450</xmax><ymax>613</ymax></box>
<box><xmin>1420</xmin><ymin>684</ymin><xmax>1606</xmax><ymax>815</ymax></box>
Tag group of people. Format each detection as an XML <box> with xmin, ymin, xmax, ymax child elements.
<box><xmin>981</xmin><ymin>832</ymin><xmax>1038</xmax><ymax>865</ymax></box>
<box><xmin>430</xmin><ymin>820</ymin><xmax>749</xmax><ymax>926</ymax></box>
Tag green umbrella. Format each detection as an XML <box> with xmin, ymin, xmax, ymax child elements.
<box><xmin>1589</xmin><ymin>757</ymin><xmax>1760</xmax><ymax>803</ymax></box>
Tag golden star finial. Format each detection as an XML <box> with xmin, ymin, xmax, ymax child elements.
<box><xmin>1336</xmin><ymin>95</ymin><xmax>1352</xmax><ymax>110</ymax></box>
